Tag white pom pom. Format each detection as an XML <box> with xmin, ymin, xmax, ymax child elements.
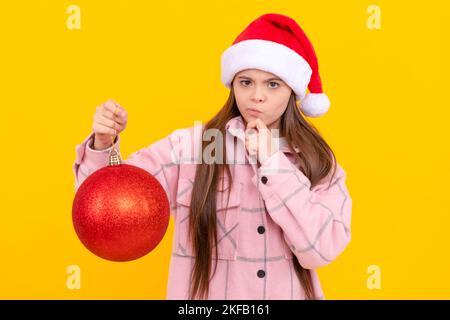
<box><xmin>299</xmin><ymin>93</ymin><xmax>330</xmax><ymax>117</ymax></box>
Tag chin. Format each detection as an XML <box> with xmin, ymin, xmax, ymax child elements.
<box><xmin>245</xmin><ymin>116</ymin><xmax>263</xmax><ymax>127</ymax></box>
<box><xmin>248</xmin><ymin>114</ymin><xmax>264</xmax><ymax>120</ymax></box>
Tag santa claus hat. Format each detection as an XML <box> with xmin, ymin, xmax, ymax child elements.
<box><xmin>221</xmin><ymin>13</ymin><xmax>330</xmax><ymax>117</ymax></box>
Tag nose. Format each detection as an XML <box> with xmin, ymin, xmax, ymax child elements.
<box><xmin>250</xmin><ymin>85</ymin><xmax>266</xmax><ymax>103</ymax></box>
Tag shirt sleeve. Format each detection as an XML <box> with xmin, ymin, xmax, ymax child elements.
<box><xmin>251</xmin><ymin>150</ymin><xmax>352</xmax><ymax>270</ymax></box>
<box><xmin>73</xmin><ymin>130</ymin><xmax>182</xmax><ymax>213</ymax></box>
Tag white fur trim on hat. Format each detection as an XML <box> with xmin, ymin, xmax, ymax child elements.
<box><xmin>299</xmin><ymin>93</ymin><xmax>330</xmax><ymax>117</ymax></box>
<box><xmin>221</xmin><ymin>39</ymin><xmax>312</xmax><ymax>100</ymax></box>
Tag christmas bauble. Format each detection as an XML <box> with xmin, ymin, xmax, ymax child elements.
<box><xmin>72</xmin><ymin>163</ymin><xmax>170</xmax><ymax>262</ymax></box>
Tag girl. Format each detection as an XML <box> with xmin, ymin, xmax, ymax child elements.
<box><xmin>73</xmin><ymin>13</ymin><xmax>352</xmax><ymax>300</ymax></box>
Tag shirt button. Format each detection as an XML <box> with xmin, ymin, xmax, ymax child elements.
<box><xmin>257</xmin><ymin>270</ymin><xmax>266</xmax><ymax>278</ymax></box>
<box><xmin>257</xmin><ymin>226</ymin><xmax>265</xmax><ymax>234</ymax></box>
<box><xmin>261</xmin><ymin>176</ymin><xmax>268</xmax><ymax>184</ymax></box>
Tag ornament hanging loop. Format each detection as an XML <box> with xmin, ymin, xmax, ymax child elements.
<box><xmin>108</xmin><ymin>105</ymin><xmax>122</xmax><ymax>166</ymax></box>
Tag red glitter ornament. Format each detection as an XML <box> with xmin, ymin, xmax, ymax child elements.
<box><xmin>72</xmin><ymin>145</ymin><xmax>170</xmax><ymax>262</ymax></box>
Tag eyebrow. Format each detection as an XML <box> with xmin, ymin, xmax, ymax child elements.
<box><xmin>237</xmin><ymin>75</ymin><xmax>282</xmax><ymax>82</ymax></box>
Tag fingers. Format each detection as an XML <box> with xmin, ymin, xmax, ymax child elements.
<box><xmin>100</xmin><ymin>99</ymin><xmax>128</xmax><ymax>124</ymax></box>
<box><xmin>246</xmin><ymin>118</ymin><xmax>266</xmax><ymax>132</ymax></box>
<box><xmin>246</xmin><ymin>141</ymin><xmax>258</xmax><ymax>156</ymax></box>
<box><xmin>245</xmin><ymin>119</ymin><xmax>261</xmax><ymax>156</ymax></box>
<box><xmin>245</xmin><ymin>132</ymin><xmax>258</xmax><ymax>156</ymax></box>
<box><xmin>93</xmin><ymin>122</ymin><xmax>117</xmax><ymax>136</ymax></box>
<box><xmin>93</xmin><ymin>99</ymin><xmax>128</xmax><ymax>138</ymax></box>
<box><xmin>245</xmin><ymin>118</ymin><xmax>268</xmax><ymax>144</ymax></box>
<box><xmin>94</xmin><ymin>112</ymin><xmax>125</xmax><ymax>132</ymax></box>
<box><xmin>99</xmin><ymin>107</ymin><xmax>126</xmax><ymax>125</ymax></box>
<box><xmin>245</xmin><ymin>118</ymin><xmax>273</xmax><ymax>162</ymax></box>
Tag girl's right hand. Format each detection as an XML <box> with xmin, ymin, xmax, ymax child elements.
<box><xmin>92</xmin><ymin>99</ymin><xmax>128</xmax><ymax>150</ymax></box>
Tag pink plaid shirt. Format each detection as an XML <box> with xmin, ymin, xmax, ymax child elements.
<box><xmin>73</xmin><ymin>115</ymin><xmax>352</xmax><ymax>300</ymax></box>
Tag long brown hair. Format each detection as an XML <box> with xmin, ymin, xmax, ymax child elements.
<box><xmin>187</xmin><ymin>85</ymin><xmax>337</xmax><ymax>300</ymax></box>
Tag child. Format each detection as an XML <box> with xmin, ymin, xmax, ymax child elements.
<box><xmin>73</xmin><ymin>13</ymin><xmax>352</xmax><ymax>300</ymax></box>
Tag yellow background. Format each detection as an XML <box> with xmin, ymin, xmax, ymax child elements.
<box><xmin>0</xmin><ymin>0</ymin><xmax>449</xmax><ymax>299</ymax></box>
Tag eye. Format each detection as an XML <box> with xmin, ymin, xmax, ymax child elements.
<box><xmin>240</xmin><ymin>80</ymin><xmax>251</xmax><ymax>86</ymax></box>
<box><xmin>268</xmin><ymin>81</ymin><xmax>280</xmax><ymax>88</ymax></box>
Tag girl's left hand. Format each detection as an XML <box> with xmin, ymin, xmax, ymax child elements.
<box><xmin>245</xmin><ymin>118</ymin><xmax>277</xmax><ymax>165</ymax></box>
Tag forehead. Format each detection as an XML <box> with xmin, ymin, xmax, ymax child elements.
<box><xmin>235</xmin><ymin>68</ymin><xmax>280</xmax><ymax>79</ymax></box>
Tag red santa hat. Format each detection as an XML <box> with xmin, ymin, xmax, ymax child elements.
<box><xmin>221</xmin><ymin>13</ymin><xmax>330</xmax><ymax>117</ymax></box>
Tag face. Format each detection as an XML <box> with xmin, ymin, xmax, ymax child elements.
<box><xmin>232</xmin><ymin>69</ymin><xmax>293</xmax><ymax>130</ymax></box>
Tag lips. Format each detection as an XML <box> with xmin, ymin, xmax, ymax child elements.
<box><xmin>247</xmin><ymin>108</ymin><xmax>262</xmax><ymax>115</ymax></box>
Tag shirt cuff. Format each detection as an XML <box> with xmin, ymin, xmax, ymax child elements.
<box><xmin>84</xmin><ymin>132</ymin><xmax>121</xmax><ymax>170</ymax></box>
